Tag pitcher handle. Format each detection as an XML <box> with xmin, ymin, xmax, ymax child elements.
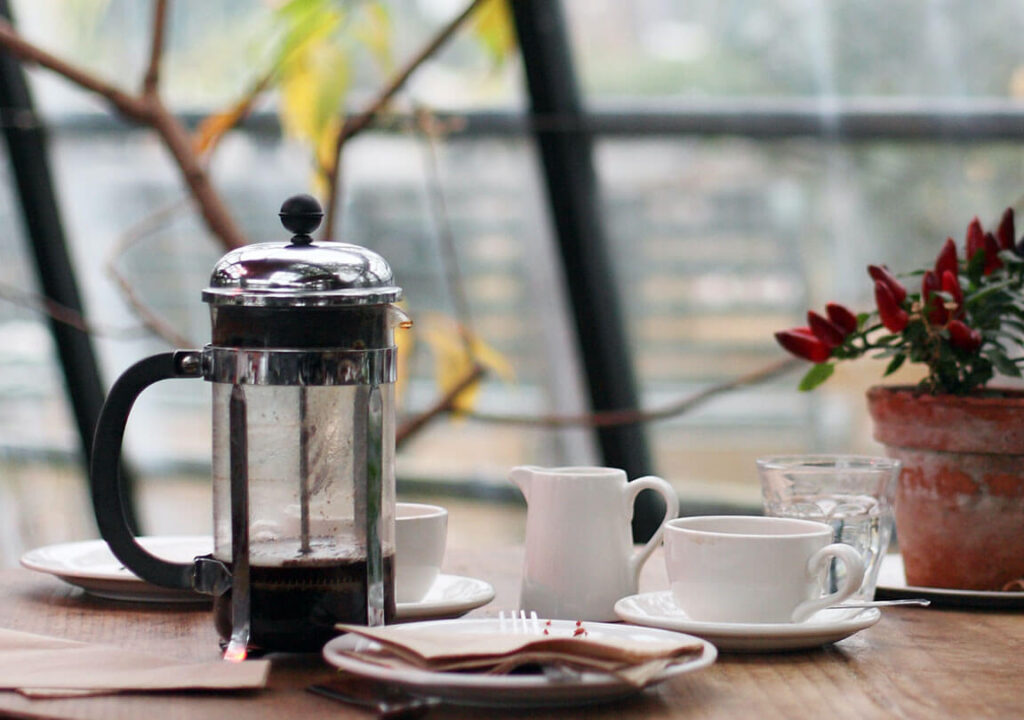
<box><xmin>91</xmin><ymin>350</ymin><xmax>204</xmax><ymax>590</ymax></box>
<box><xmin>625</xmin><ymin>475</ymin><xmax>679</xmax><ymax>580</ymax></box>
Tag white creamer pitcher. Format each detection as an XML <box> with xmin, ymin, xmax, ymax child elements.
<box><xmin>510</xmin><ymin>466</ymin><xmax>679</xmax><ymax>621</ymax></box>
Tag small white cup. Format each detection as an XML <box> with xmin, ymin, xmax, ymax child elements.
<box><xmin>395</xmin><ymin>502</ymin><xmax>448</xmax><ymax>603</ymax></box>
<box><xmin>664</xmin><ymin>515</ymin><xmax>864</xmax><ymax>624</ymax></box>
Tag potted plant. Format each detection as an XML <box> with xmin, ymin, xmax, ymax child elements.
<box><xmin>775</xmin><ymin>209</ymin><xmax>1024</xmax><ymax>592</ymax></box>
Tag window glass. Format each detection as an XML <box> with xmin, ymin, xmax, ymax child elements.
<box><xmin>2</xmin><ymin>0</ymin><xmax>1024</xmax><ymax>563</ymax></box>
<box><xmin>596</xmin><ymin>137</ymin><xmax>1024</xmax><ymax>504</ymax></box>
<box><xmin>566</xmin><ymin>0</ymin><xmax>1024</xmax><ymax>98</ymax></box>
<box><xmin>566</xmin><ymin>0</ymin><xmax>1024</xmax><ymax>505</ymax></box>
<box><xmin>0</xmin><ymin>0</ymin><xmax>548</xmax><ymax>561</ymax></box>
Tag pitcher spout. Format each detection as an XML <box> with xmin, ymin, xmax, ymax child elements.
<box><xmin>508</xmin><ymin>465</ymin><xmax>541</xmax><ymax>502</ymax></box>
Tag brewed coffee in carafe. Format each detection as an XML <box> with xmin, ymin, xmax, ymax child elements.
<box><xmin>209</xmin><ymin>380</ymin><xmax>397</xmax><ymax>651</ymax></box>
<box><xmin>91</xmin><ymin>194</ymin><xmax>403</xmax><ymax>654</ymax></box>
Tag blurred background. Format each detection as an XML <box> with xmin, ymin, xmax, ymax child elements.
<box><xmin>1</xmin><ymin>0</ymin><xmax>1023</xmax><ymax>563</ymax></box>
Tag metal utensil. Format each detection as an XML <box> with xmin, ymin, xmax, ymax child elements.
<box><xmin>832</xmin><ymin>598</ymin><xmax>931</xmax><ymax>609</ymax></box>
<box><xmin>499</xmin><ymin>610</ymin><xmax>582</xmax><ymax>683</ymax></box>
<box><xmin>308</xmin><ymin>679</ymin><xmax>440</xmax><ymax>719</ymax></box>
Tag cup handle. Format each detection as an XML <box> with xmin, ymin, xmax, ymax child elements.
<box><xmin>791</xmin><ymin>543</ymin><xmax>866</xmax><ymax>623</ymax></box>
<box><xmin>626</xmin><ymin>476</ymin><xmax>680</xmax><ymax>581</ymax></box>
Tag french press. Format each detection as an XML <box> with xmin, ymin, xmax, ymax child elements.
<box><xmin>91</xmin><ymin>194</ymin><xmax>404</xmax><ymax>655</ymax></box>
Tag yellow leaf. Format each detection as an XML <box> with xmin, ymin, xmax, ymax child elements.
<box><xmin>355</xmin><ymin>1</ymin><xmax>394</xmax><ymax>74</ymax></box>
<box><xmin>420</xmin><ymin>314</ymin><xmax>514</xmax><ymax>414</ymax></box>
<box><xmin>276</xmin><ymin>4</ymin><xmax>347</xmax><ymax>138</ymax></box>
<box><xmin>193</xmin><ymin>98</ymin><xmax>249</xmax><ymax>155</ymax></box>
<box><xmin>470</xmin><ymin>0</ymin><xmax>516</xmax><ymax>67</ymax></box>
<box><xmin>280</xmin><ymin>59</ymin><xmax>320</xmax><ymax>139</ymax></box>
<box><xmin>280</xmin><ymin>40</ymin><xmax>349</xmax><ymax>135</ymax></box>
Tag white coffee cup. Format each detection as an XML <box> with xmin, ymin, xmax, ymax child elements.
<box><xmin>395</xmin><ymin>502</ymin><xmax>448</xmax><ymax>603</ymax></box>
<box><xmin>664</xmin><ymin>515</ymin><xmax>865</xmax><ymax>623</ymax></box>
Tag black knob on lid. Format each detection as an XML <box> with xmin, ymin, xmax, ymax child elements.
<box><xmin>279</xmin><ymin>194</ymin><xmax>324</xmax><ymax>246</ymax></box>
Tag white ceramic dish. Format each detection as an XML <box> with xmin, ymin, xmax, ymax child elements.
<box><xmin>875</xmin><ymin>554</ymin><xmax>1024</xmax><ymax>609</ymax></box>
<box><xmin>395</xmin><ymin>574</ymin><xmax>494</xmax><ymax>621</ymax></box>
<box><xmin>22</xmin><ymin>538</ymin><xmax>494</xmax><ymax>617</ymax></box>
<box><xmin>614</xmin><ymin>591</ymin><xmax>880</xmax><ymax>652</ymax></box>
<box><xmin>20</xmin><ymin>537</ymin><xmax>212</xmax><ymax>603</ymax></box>
<box><xmin>322</xmin><ymin>618</ymin><xmax>716</xmax><ymax>707</ymax></box>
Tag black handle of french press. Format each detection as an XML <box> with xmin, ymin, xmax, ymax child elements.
<box><xmin>91</xmin><ymin>350</ymin><xmax>204</xmax><ymax>590</ymax></box>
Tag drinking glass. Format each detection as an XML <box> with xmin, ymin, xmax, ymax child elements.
<box><xmin>757</xmin><ymin>455</ymin><xmax>900</xmax><ymax>602</ymax></box>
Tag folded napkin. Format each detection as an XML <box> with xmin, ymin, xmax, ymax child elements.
<box><xmin>0</xmin><ymin>628</ymin><xmax>269</xmax><ymax>698</ymax></box>
<box><xmin>335</xmin><ymin>622</ymin><xmax>705</xmax><ymax>687</ymax></box>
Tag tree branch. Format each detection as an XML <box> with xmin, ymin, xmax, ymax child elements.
<box><xmin>466</xmin><ymin>358</ymin><xmax>801</xmax><ymax>428</ymax></box>
<box><xmin>146</xmin><ymin>93</ymin><xmax>248</xmax><ymax>249</ymax></box>
<box><xmin>0</xmin><ymin>16</ymin><xmax>248</xmax><ymax>251</ymax></box>
<box><xmin>416</xmin><ymin>107</ymin><xmax>475</xmax><ymax>349</ymax></box>
<box><xmin>106</xmin><ymin>195</ymin><xmax>196</xmax><ymax>348</ymax></box>
<box><xmin>0</xmin><ymin>19</ymin><xmax>150</xmax><ymax>123</ymax></box>
<box><xmin>323</xmin><ymin>0</ymin><xmax>490</xmax><ymax>240</ymax></box>
<box><xmin>397</xmin><ymin>363</ymin><xmax>487</xmax><ymax>448</ymax></box>
<box><xmin>142</xmin><ymin>0</ymin><xmax>168</xmax><ymax>96</ymax></box>
<box><xmin>0</xmin><ymin>280</ymin><xmax>150</xmax><ymax>339</ymax></box>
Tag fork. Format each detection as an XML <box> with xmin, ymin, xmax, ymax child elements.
<box><xmin>497</xmin><ymin>610</ymin><xmax>581</xmax><ymax>683</ymax></box>
<box><xmin>498</xmin><ymin>609</ymin><xmax>543</xmax><ymax>634</ymax></box>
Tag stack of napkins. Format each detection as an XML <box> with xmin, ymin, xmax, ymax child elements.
<box><xmin>0</xmin><ymin>628</ymin><xmax>269</xmax><ymax>698</ymax></box>
<box><xmin>335</xmin><ymin>623</ymin><xmax>705</xmax><ymax>686</ymax></box>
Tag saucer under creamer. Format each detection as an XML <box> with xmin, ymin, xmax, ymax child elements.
<box><xmin>394</xmin><ymin>574</ymin><xmax>494</xmax><ymax>621</ymax></box>
<box><xmin>614</xmin><ymin>591</ymin><xmax>880</xmax><ymax>652</ymax></box>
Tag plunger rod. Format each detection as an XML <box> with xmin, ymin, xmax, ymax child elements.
<box><xmin>299</xmin><ymin>387</ymin><xmax>311</xmax><ymax>555</ymax></box>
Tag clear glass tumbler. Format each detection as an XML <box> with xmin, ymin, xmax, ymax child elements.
<box><xmin>758</xmin><ymin>455</ymin><xmax>900</xmax><ymax>603</ymax></box>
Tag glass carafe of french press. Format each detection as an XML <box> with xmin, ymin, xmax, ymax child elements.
<box><xmin>91</xmin><ymin>195</ymin><xmax>404</xmax><ymax>654</ymax></box>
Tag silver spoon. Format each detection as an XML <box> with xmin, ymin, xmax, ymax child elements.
<box><xmin>832</xmin><ymin>598</ymin><xmax>931</xmax><ymax>609</ymax></box>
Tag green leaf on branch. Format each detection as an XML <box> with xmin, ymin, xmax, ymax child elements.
<box><xmin>883</xmin><ymin>353</ymin><xmax>906</xmax><ymax>376</ymax></box>
<box><xmin>986</xmin><ymin>347</ymin><xmax>1022</xmax><ymax>377</ymax></box>
<box><xmin>798</xmin><ymin>363</ymin><xmax>834</xmax><ymax>391</ymax></box>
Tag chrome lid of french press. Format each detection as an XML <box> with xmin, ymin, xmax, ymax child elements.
<box><xmin>202</xmin><ymin>194</ymin><xmax>402</xmax><ymax>308</ymax></box>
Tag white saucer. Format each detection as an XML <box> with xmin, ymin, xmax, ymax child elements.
<box><xmin>876</xmin><ymin>554</ymin><xmax>1024</xmax><ymax>609</ymax></box>
<box><xmin>22</xmin><ymin>538</ymin><xmax>495</xmax><ymax>616</ymax></box>
<box><xmin>20</xmin><ymin>537</ymin><xmax>211</xmax><ymax>603</ymax></box>
<box><xmin>614</xmin><ymin>591</ymin><xmax>881</xmax><ymax>652</ymax></box>
<box><xmin>322</xmin><ymin>618</ymin><xmax>716</xmax><ymax>707</ymax></box>
<box><xmin>395</xmin><ymin>574</ymin><xmax>495</xmax><ymax>621</ymax></box>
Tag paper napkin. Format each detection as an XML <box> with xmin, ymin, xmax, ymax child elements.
<box><xmin>334</xmin><ymin>622</ymin><xmax>705</xmax><ymax>686</ymax></box>
<box><xmin>0</xmin><ymin>627</ymin><xmax>269</xmax><ymax>698</ymax></box>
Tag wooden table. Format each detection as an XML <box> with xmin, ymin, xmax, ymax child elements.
<box><xmin>2</xmin><ymin>546</ymin><xmax>1022</xmax><ymax>720</ymax></box>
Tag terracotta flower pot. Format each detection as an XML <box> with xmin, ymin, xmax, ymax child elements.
<box><xmin>866</xmin><ymin>385</ymin><xmax>1024</xmax><ymax>590</ymax></box>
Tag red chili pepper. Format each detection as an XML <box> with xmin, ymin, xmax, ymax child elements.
<box><xmin>997</xmin><ymin>208</ymin><xmax>1015</xmax><ymax>251</ymax></box>
<box><xmin>983</xmin><ymin>232</ymin><xmax>1003</xmax><ymax>275</ymax></box>
<box><xmin>774</xmin><ymin>327</ymin><xmax>831</xmax><ymax>363</ymax></box>
<box><xmin>921</xmin><ymin>270</ymin><xmax>948</xmax><ymax>325</ymax></box>
<box><xmin>825</xmin><ymin>302</ymin><xmax>858</xmax><ymax>336</ymax></box>
<box><xmin>874</xmin><ymin>281</ymin><xmax>909</xmax><ymax>332</ymax></box>
<box><xmin>965</xmin><ymin>216</ymin><xmax>985</xmax><ymax>263</ymax></box>
<box><xmin>807</xmin><ymin>311</ymin><xmax>846</xmax><ymax>348</ymax></box>
<box><xmin>867</xmin><ymin>265</ymin><xmax>907</xmax><ymax>304</ymax></box>
<box><xmin>941</xmin><ymin>270</ymin><xmax>964</xmax><ymax>318</ymax></box>
<box><xmin>934</xmin><ymin>237</ymin><xmax>958</xmax><ymax>280</ymax></box>
<box><xmin>948</xmin><ymin>319</ymin><xmax>982</xmax><ymax>352</ymax></box>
